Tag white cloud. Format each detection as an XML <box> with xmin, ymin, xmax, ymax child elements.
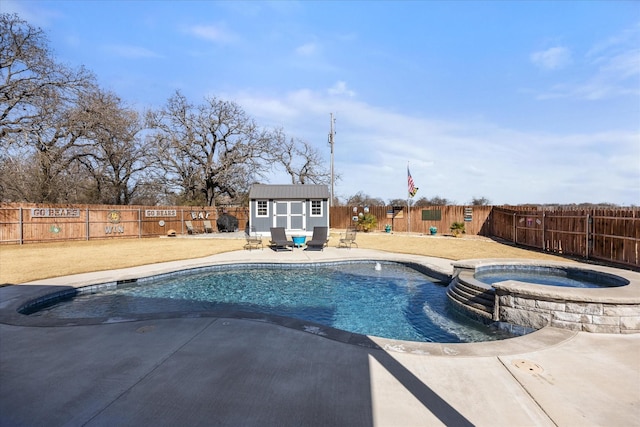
<box><xmin>2</xmin><ymin>0</ymin><xmax>61</xmax><ymax>27</ymax></box>
<box><xmin>104</xmin><ymin>44</ymin><xmax>163</xmax><ymax>59</ymax></box>
<box><xmin>233</xmin><ymin>92</ymin><xmax>301</xmax><ymax>122</ymax></box>
<box><xmin>328</xmin><ymin>81</ymin><xmax>356</xmax><ymax>97</ymax></box>
<box><xmin>533</xmin><ymin>25</ymin><xmax>640</xmax><ymax>101</ymax></box>
<box><xmin>530</xmin><ymin>46</ymin><xmax>572</xmax><ymax>70</ymax></box>
<box><xmin>536</xmin><ymin>49</ymin><xmax>640</xmax><ymax>100</ymax></box>
<box><xmin>186</xmin><ymin>24</ymin><xmax>237</xmax><ymax>44</ymax></box>
<box><xmin>586</xmin><ymin>22</ymin><xmax>640</xmax><ymax>59</ymax></box>
<box><xmin>288</xmin><ymin>41</ymin><xmax>338</xmax><ymax>73</ymax></box>
<box><xmin>296</xmin><ymin>42</ymin><xmax>317</xmax><ymax>56</ymax></box>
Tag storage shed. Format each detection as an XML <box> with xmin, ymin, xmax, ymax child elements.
<box><xmin>248</xmin><ymin>184</ymin><xmax>330</xmax><ymax>236</ymax></box>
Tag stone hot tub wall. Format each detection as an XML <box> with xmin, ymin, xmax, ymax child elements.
<box><xmin>451</xmin><ymin>259</ymin><xmax>640</xmax><ymax>334</ymax></box>
<box><xmin>493</xmin><ymin>283</ymin><xmax>640</xmax><ymax>334</ymax></box>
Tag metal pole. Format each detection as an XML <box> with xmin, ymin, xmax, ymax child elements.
<box><xmin>329</xmin><ymin>113</ymin><xmax>335</xmax><ymax>208</ymax></box>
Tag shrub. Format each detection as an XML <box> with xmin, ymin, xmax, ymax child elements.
<box><xmin>450</xmin><ymin>221</ymin><xmax>466</xmax><ymax>236</ymax></box>
<box><xmin>357</xmin><ymin>213</ymin><xmax>378</xmax><ymax>232</ymax></box>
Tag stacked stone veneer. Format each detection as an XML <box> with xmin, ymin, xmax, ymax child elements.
<box><xmin>450</xmin><ymin>260</ymin><xmax>640</xmax><ymax>334</ymax></box>
<box><xmin>494</xmin><ymin>286</ymin><xmax>640</xmax><ymax>333</ymax></box>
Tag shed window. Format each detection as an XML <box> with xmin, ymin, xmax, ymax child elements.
<box><xmin>256</xmin><ymin>200</ymin><xmax>268</xmax><ymax>217</ymax></box>
<box><xmin>310</xmin><ymin>200</ymin><xmax>322</xmax><ymax>217</ymax></box>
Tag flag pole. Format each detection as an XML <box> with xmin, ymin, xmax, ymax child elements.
<box><xmin>407</xmin><ymin>162</ymin><xmax>410</xmax><ymax>234</ymax></box>
<box><xmin>407</xmin><ymin>199</ymin><xmax>411</xmax><ymax>233</ymax></box>
<box><xmin>407</xmin><ymin>162</ymin><xmax>419</xmax><ymax>234</ymax></box>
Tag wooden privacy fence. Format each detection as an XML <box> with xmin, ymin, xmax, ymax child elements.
<box><xmin>1</xmin><ymin>203</ymin><xmax>489</xmax><ymax>243</ymax></box>
<box><xmin>491</xmin><ymin>207</ymin><xmax>640</xmax><ymax>268</ymax></box>
<box><xmin>0</xmin><ymin>203</ymin><xmax>248</xmax><ymax>244</ymax></box>
<box><xmin>329</xmin><ymin>205</ymin><xmax>493</xmax><ymax>235</ymax></box>
<box><xmin>2</xmin><ymin>203</ymin><xmax>638</xmax><ymax>268</ymax></box>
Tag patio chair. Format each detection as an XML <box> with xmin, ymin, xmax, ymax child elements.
<box><xmin>306</xmin><ymin>226</ymin><xmax>329</xmax><ymax>251</ymax></box>
<box><xmin>185</xmin><ymin>220</ymin><xmax>199</xmax><ymax>234</ymax></box>
<box><xmin>338</xmin><ymin>229</ymin><xmax>358</xmax><ymax>249</ymax></box>
<box><xmin>244</xmin><ymin>227</ymin><xmax>263</xmax><ymax>251</ymax></box>
<box><xmin>269</xmin><ymin>227</ymin><xmax>294</xmax><ymax>251</ymax></box>
<box><xmin>203</xmin><ymin>220</ymin><xmax>214</xmax><ymax>233</ymax></box>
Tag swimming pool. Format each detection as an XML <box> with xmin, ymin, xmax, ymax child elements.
<box><xmin>25</xmin><ymin>261</ymin><xmax>525</xmax><ymax>343</ymax></box>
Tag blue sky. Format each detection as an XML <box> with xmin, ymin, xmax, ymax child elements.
<box><xmin>5</xmin><ymin>0</ymin><xmax>640</xmax><ymax>205</ymax></box>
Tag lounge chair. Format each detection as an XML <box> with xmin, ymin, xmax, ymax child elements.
<box><xmin>185</xmin><ymin>220</ymin><xmax>199</xmax><ymax>234</ymax></box>
<box><xmin>203</xmin><ymin>220</ymin><xmax>214</xmax><ymax>233</ymax></box>
<box><xmin>306</xmin><ymin>226</ymin><xmax>329</xmax><ymax>251</ymax></box>
<box><xmin>338</xmin><ymin>229</ymin><xmax>358</xmax><ymax>249</ymax></box>
<box><xmin>269</xmin><ymin>227</ymin><xmax>294</xmax><ymax>251</ymax></box>
<box><xmin>244</xmin><ymin>227</ymin><xmax>263</xmax><ymax>251</ymax></box>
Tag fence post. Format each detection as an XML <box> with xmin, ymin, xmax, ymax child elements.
<box><xmin>19</xmin><ymin>207</ymin><xmax>23</xmax><ymax>245</ymax></box>
<box><xmin>586</xmin><ymin>213</ymin><xmax>590</xmax><ymax>260</ymax></box>
<box><xmin>86</xmin><ymin>207</ymin><xmax>90</xmax><ymax>240</ymax></box>
<box><xmin>542</xmin><ymin>212</ymin><xmax>546</xmax><ymax>251</ymax></box>
<box><xmin>513</xmin><ymin>212</ymin><xmax>517</xmax><ymax>244</ymax></box>
<box><xmin>138</xmin><ymin>208</ymin><xmax>142</xmax><ymax>238</ymax></box>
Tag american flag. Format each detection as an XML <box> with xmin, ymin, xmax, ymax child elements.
<box><xmin>408</xmin><ymin>166</ymin><xmax>418</xmax><ymax>198</ymax></box>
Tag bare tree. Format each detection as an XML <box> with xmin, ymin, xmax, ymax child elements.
<box><xmin>1</xmin><ymin>13</ymin><xmax>94</xmax><ymax>145</ymax></box>
<box><xmin>345</xmin><ymin>191</ymin><xmax>386</xmax><ymax>206</ymax></box>
<box><xmin>272</xmin><ymin>128</ymin><xmax>332</xmax><ymax>185</ymax></box>
<box><xmin>12</xmin><ymin>90</ymin><xmax>95</xmax><ymax>202</ymax></box>
<box><xmin>388</xmin><ymin>198</ymin><xmax>409</xmax><ymax>207</ymax></box>
<box><xmin>73</xmin><ymin>88</ymin><xmax>148</xmax><ymax>205</ymax></box>
<box><xmin>469</xmin><ymin>196</ymin><xmax>491</xmax><ymax>206</ymax></box>
<box><xmin>0</xmin><ymin>154</ymin><xmax>37</xmax><ymax>201</ymax></box>
<box><xmin>145</xmin><ymin>91</ymin><xmax>274</xmax><ymax>206</ymax></box>
<box><xmin>1</xmin><ymin>13</ymin><xmax>98</xmax><ymax>203</ymax></box>
<box><xmin>414</xmin><ymin>196</ymin><xmax>452</xmax><ymax>207</ymax></box>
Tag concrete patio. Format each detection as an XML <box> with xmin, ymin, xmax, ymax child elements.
<box><xmin>1</xmin><ymin>247</ymin><xmax>639</xmax><ymax>426</ymax></box>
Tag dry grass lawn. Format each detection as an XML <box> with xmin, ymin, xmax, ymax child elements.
<box><xmin>0</xmin><ymin>232</ymin><xmax>570</xmax><ymax>285</ymax></box>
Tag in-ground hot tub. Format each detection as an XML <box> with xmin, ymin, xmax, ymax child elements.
<box><xmin>474</xmin><ymin>264</ymin><xmax>628</xmax><ymax>289</ymax></box>
<box><xmin>447</xmin><ymin>259</ymin><xmax>640</xmax><ymax>334</ymax></box>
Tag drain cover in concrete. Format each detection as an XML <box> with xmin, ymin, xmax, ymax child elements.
<box><xmin>512</xmin><ymin>359</ymin><xmax>544</xmax><ymax>374</ymax></box>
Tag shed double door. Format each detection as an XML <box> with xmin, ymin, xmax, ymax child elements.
<box><xmin>274</xmin><ymin>201</ymin><xmax>305</xmax><ymax>231</ymax></box>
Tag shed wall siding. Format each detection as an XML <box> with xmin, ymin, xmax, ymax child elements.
<box><xmin>248</xmin><ymin>198</ymin><xmax>329</xmax><ymax>234</ymax></box>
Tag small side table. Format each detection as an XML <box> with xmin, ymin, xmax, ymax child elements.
<box><xmin>292</xmin><ymin>235</ymin><xmax>306</xmax><ymax>248</ymax></box>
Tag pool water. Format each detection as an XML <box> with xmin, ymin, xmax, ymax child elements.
<box><xmin>29</xmin><ymin>262</ymin><xmax>522</xmax><ymax>343</ymax></box>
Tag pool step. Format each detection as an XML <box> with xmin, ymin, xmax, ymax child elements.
<box><xmin>447</xmin><ymin>285</ymin><xmax>494</xmax><ymax>313</ymax></box>
<box><xmin>446</xmin><ymin>272</ymin><xmax>495</xmax><ymax>320</ymax></box>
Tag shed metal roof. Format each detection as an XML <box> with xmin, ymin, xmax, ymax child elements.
<box><xmin>249</xmin><ymin>184</ymin><xmax>330</xmax><ymax>199</ymax></box>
